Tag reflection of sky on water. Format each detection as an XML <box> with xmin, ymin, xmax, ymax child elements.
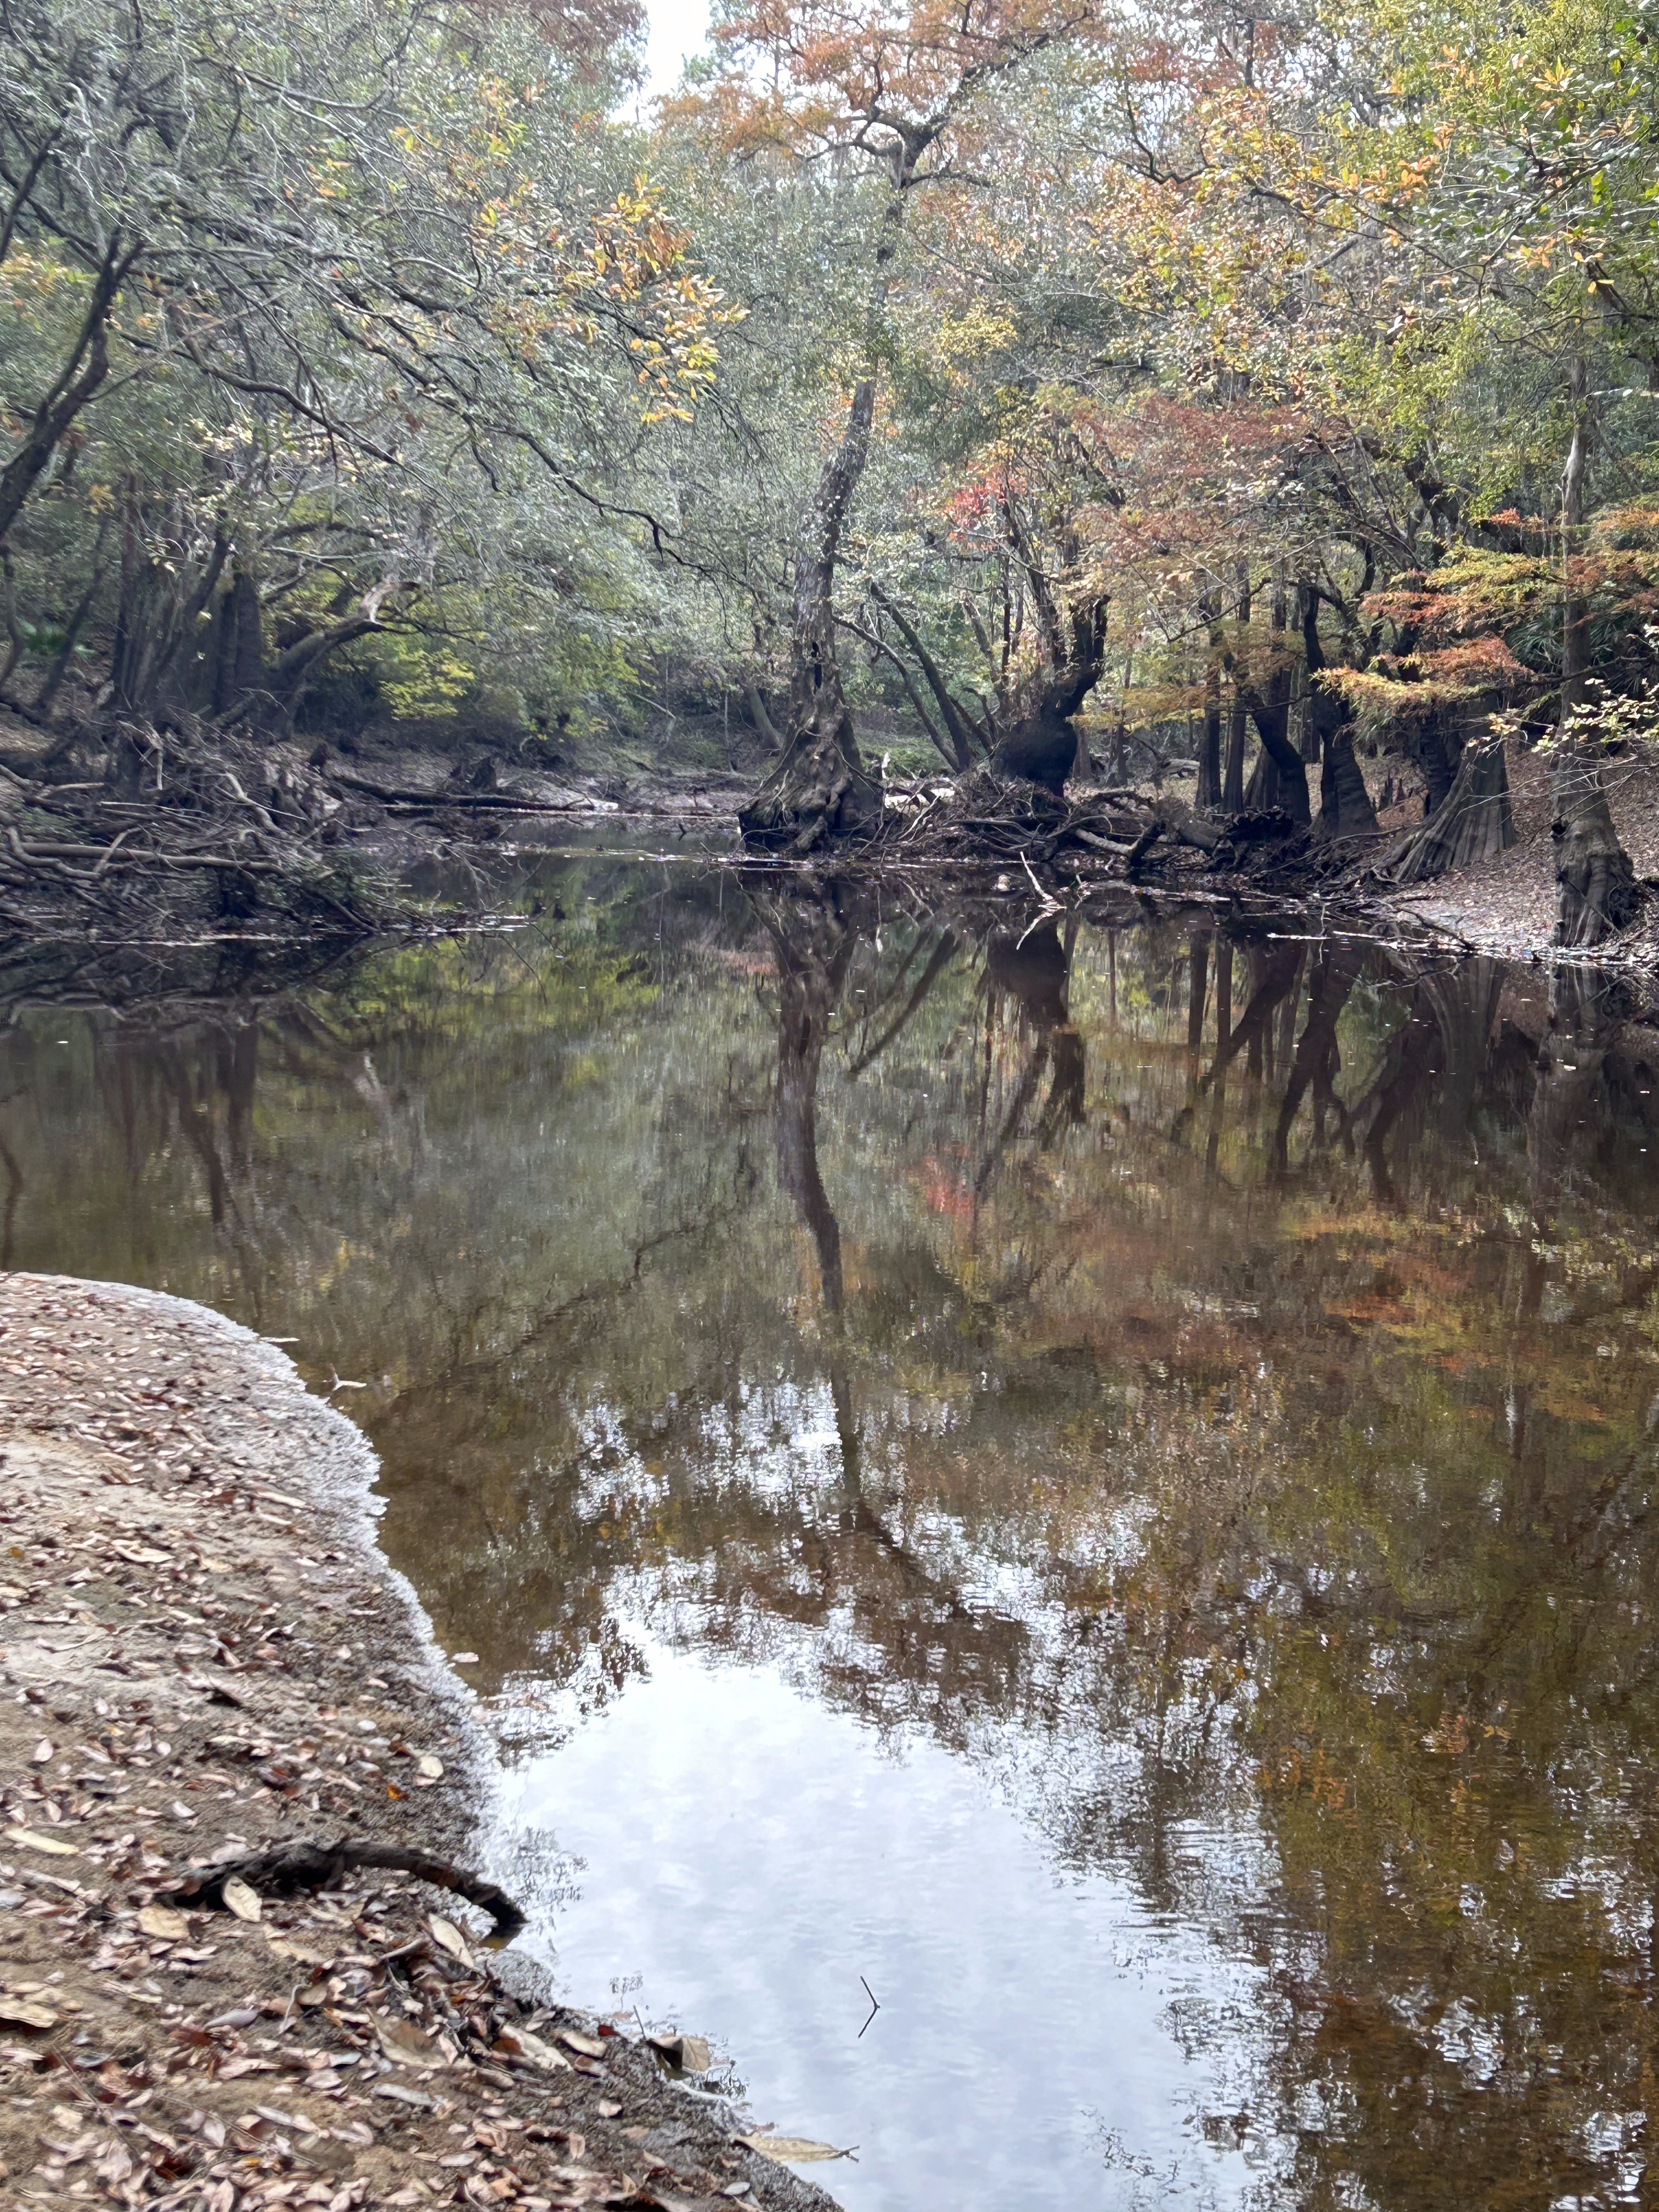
<box><xmin>12</xmin><ymin>868</ymin><xmax>1659</xmax><ymax>2208</ymax></box>
<box><xmin>497</xmin><ymin>1624</ymin><xmax>1278</xmax><ymax>2212</ymax></box>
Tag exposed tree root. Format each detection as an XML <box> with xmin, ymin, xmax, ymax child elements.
<box><xmin>163</xmin><ymin>1838</ymin><xmax>528</xmax><ymax>1943</ymax></box>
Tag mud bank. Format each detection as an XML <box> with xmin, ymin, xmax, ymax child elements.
<box><xmin>0</xmin><ymin>1273</ymin><xmax>842</xmax><ymax>2212</ymax></box>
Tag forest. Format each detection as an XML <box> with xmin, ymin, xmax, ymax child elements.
<box><xmin>2</xmin><ymin>0</ymin><xmax>1658</xmax><ymax>947</ymax></box>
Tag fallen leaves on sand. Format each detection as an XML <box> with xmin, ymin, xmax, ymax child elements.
<box><xmin>0</xmin><ymin>1278</ymin><xmax>834</xmax><ymax>2212</ymax></box>
<box><xmin>377</xmin><ymin>2016</ymin><xmax>447</xmax><ymax>2069</ymax></box>
<box><xmin>496</xmin><ymin>2027</ymin><xmax>571</xmax><ymax>2073</ymax></box>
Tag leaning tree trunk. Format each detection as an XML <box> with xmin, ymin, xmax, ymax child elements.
<box><xmin>1380</xmin><ymin>733</ymin><xmax>1513</xmax><ymax>883</ymax></box>
<box><xmin>738</xmin><ymin>382</ymin><xmax>884</xmax><ymax>851</ymax></box>
<box><xmin>741</xmin><ymin>131</ymin><xmax>928</xmax><ymax>853</ymax></box>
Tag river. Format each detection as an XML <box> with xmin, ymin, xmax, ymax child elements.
<box><xmin>5</xmin><ymin>855</ymin><xmax>1659</xmax><ymax>2210</ymax></box>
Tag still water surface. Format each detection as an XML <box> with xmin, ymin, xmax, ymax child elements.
<box><xmin>7</xmin><ymin>860</ymin><xmax>1659</xmax><ymax>2209</ymax></box>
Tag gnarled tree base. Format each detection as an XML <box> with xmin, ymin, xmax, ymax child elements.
<box><xmin>1553</xmin><ymin>752</ymin><xmax>1640</xmax><ymax>946</ymax></box>
<box><xmin>739</xmin><ymin>711</ymin><xmax>882</xmax><ymax>855</ymax></box>
<box><xmin>1380</xmin><ymin>735</ymin><xmax>1512</xmax><ymax>883</ymax></box>
<box><xmin>991</xmin><ymin>707</ymin><xmax>1078</xmax><ymax>795</ymax></box>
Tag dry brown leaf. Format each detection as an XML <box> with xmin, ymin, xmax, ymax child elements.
<box><xmin>4</xmin><ymin>1827</ymin><xmax>78</xmax><ymax>1857</ymax></box>
<box><xmin>376</xmin><ymin>2017</ymin><xmax>446</xmax><ymax>2070</ymax></box>
<box><xmin>266</xmin><ymin>1934</ymin><xmax>332</xmax><ymax>1968</ymax></box>
<box><xmin>736</xmin><ymin>2135</ymin><xmax>853</xmax><ymax>2163</ymax></box>
<box><xmin>648</xmin><ymin>2032</ymin><xmax>711</xmax><ymax>2073</ymax></box>
<box><xmin>428</xmin><ymin>1915</ymin><xmax>472</xmax><ymax>1965</ymax></box>
<box><xmin>221</xmin><ymin>1875</ymin><xmax>262</xmax><ymax>1922</ymax></box>
<box><xmin>556</xmin><ymin>2028</ymin><xmax>608</xmax><ymax>2058</ymax></box>
<box><xmin>137</xmin><ymin>1905</ymin><xmax>190</xmax><ymax>1940</ymax></box>
<box><xmin>497</xmin><ymin>2027</ymin><xmax>570</xmax><ymax>2073</ymax></box>
<box><xmin>0</xmin><ymin>1998</ymin><xmax>58</xmax><ymax>2031</ymax></box>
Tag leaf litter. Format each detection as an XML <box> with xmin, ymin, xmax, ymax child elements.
<box><xmin>0</xmin><ymin>1273</ymin><xmax>844</xmax><ymax>2212</ymax></box>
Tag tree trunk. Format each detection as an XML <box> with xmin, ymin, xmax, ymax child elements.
<box><xmin>742</xmin><ymin>130</ymin><xmax>927</xmax><ymax>851</ymax></box>
<box><xmin>990</xmin><ymin>597</ymin><xmax>1107</xmax><ymax>794</ymax></box>
<box><xmin>248</xmin><ymin>579</ymin><xmax>405</xmax><ymax>736</ymax></box>
<box><xmin>744</xmin><ymin>681</ymin><xmax>781</xmax><ymax>751</ymax></box>
<box><xmin>34</xmin><ymin>537</ymin><xmax>106</xmax><ymax>718</ymax></box>
<box><xmin>1553</xmin><ymin>743</ymin><xmax>1639</xmax><ymax>945</ymax></box>
<box><xmin>229</xmin><ymin>566</ymin><xmax>266</xmax><ymax>706</ymax></box>
<box><xmin>1412</xmin><ymin>715</ymin><xmax>1461</xmax><ymax>816</ymax></box>
<box><xmin>1196</xmin><ymin>588</ymin><xmax>1223</xmax><ymax>809</ymax></box>
<box><xmin>0</xmin><ymin>239</ymin><xmax>134</xmax><ymax>545</ymax></box>
<box><xmin>1235</xmin><ymin>566</ymin><xmax>1309</xmax><ymax>825</ymax></box>
<box><xmin>1551</xmin><ymin>356</ymin><xmax>1637</xmax><ymax>946</ymax></box>
<box><xmin>1316</xmin><ymin>725</ymin><xmax>1380</xmax><ymax>840</ymax></box>
<box><xmin>1243</xmin><ymin>736</ymin><xmax>1279</xmax><ymax>811</ymax></box>
<box><xmin>1561</xmin><ymin>357</ymin><xmax>1592</xmax><ymax>725</ymax></box>
<box><xmin>1221</xmin><ymin>684</ymin><xmax>1246</xmax><ymax>810</ymax></box>
<box><xmin>739</xmin><ymin>377</ymin><xmax>884</xmax><ymax>850</ymax></box>
<box><xmin>870</xmin><ymin>587</ymin><xmax>982</xmax><ymax>770</ymax></box>
<box><xmin>1381</xmin><ymin>735</ymin><xmax>1514</xmax><ymax>883</ymax></box>
<box><xmin>0</xmin><ymin>544</ymin><xmax>22</xmax><ymax>691</ymax></box>
<box><xmin>1303</xmin><ymin>583</ymin><xmax>1377</xmax><ymax>840</ymax></box>
<box><xmin>1221</xmin><ymin>563</ymin><xmax>1250</xmax><ymax>811</ymax></box>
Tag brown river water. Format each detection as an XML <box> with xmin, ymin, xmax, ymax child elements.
<box><xmin>7</xmin><ymin>855</ymin><xmax>1659</xmax><ymax>2210</ymax></box>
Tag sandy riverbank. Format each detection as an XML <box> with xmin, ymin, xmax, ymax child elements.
<box><xmin>0</xmin><ymin>1273</ymin><xmax>842</xmax><ymax>2212</ymax></box>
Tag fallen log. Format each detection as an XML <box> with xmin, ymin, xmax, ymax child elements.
<box><xmin>325</xmin><ymin>769</ymin><xmax>593</xmax><ymax>814</ymax></box>
<box><xmin>10</xmin><ymin>839</ymin><xmax>279</xmax><ymax>873</ymax></box>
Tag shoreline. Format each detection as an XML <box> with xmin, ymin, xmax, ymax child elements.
<box><xmin>0</xmin><ymin>1272</ymin><xmax>841</xmax><ymax>2212</ymax></box>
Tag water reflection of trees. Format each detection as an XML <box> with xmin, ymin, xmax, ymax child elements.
<box><xmin>10</xmin><ymin>879</ymin><xmax>1659</xmax><ymax>2204</ymax></box>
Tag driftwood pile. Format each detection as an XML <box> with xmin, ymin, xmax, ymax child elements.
<box><xmin>876</xmin><ymin>768</ymin><xmax>1369</xmax><ymax>896</ymax></box>
<box><xmin>0</xmin><ymin>713</ymin><xmax>404</xmax><ymax>945</ymax></box>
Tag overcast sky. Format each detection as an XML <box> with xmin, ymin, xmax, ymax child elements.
<box><xmin>642</xmin><ymin>0</ymin><xmax>712</xmax><ymax>94</ymax></box>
